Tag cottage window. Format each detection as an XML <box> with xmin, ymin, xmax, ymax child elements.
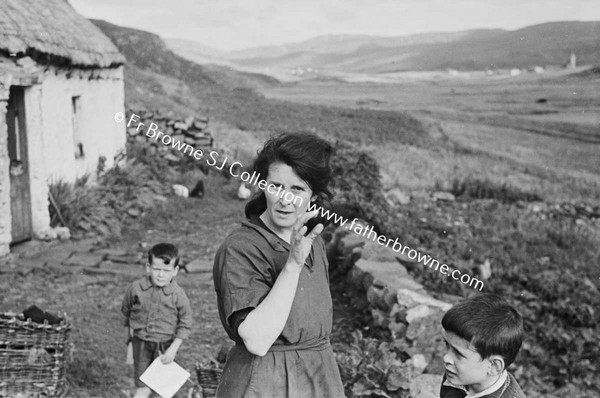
<box><xmin>72</xmin><ymin>96</ymin><xmax>84</xmax><ymax>159</ymax></box>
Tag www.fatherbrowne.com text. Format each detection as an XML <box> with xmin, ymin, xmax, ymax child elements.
<box><xmin>125</xmin><ymin>113</ymin><xmax>484</xmax><ymax>291</ymax></box>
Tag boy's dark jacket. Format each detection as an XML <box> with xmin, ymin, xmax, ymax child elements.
<box><xmin>440</xmin><ymin>372</ymin><xmax>526</xmax><ymax>398</ymax></box>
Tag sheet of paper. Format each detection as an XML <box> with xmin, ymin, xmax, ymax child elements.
<box><xmin>139</xmin><ymin>357</ymin><xmax>190</xmax><ymax>398</ymax></box>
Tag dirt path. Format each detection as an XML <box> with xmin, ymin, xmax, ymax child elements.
<box><xmin>1</xmin><ymin>179</ymin><xmax>362</xmax><ymax>397</ymax></box>
<box><xmin>1</xmin><ymin>183</ymin><xmax>244</xmax><ymax>397</ymax></box>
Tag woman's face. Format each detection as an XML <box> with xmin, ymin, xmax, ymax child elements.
<box><xmin>261</xmin><ymin>162</ymin><xmax>315</xmax><ymax>236</ymax></box>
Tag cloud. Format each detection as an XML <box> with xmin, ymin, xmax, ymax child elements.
<box><xmin>69</xmin><ymin>0</ymin><xmax>600</xmax><ymax>50</ymax></box>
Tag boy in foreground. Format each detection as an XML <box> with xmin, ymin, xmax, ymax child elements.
<box><xmin>122</xmin><ymin>243</ymin><xmax>193</xmax><ymax>398</ymax></box>
<box><xmin>440</xmin><ymin>293</ymin><xmax>526</xmax><ymax>398</ymax></box>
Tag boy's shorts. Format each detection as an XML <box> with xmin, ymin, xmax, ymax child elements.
<box><xmin>131</xmin><ymin>336</ymin><xmax>173</xmax><ymax>387</ymax></box>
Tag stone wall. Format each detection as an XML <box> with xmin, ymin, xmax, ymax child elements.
<box><xmin>125</xmin><ymin>108</ymin><xmax>214</xmax><ymax>166</ymax></box>
<box><xmin>327</xmin><ymin>223</ymin><xmax>462</xmax><ymax>398</ymax></box>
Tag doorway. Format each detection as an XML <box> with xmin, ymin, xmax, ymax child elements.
<box><xmin>7</xmin><ymin>86</ymin><xmax>32</xmax><ymax>244</ymax></box>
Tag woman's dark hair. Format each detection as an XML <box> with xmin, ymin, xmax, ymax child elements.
<box><xmin>442</xmin><ymin>293</ymin><xmax>524</xmax><ymax>368</ymax></box>
<box><xmin>245</xmin><ymin>133</ymin><xmax>334</xmax><ymax>219</ymax></box>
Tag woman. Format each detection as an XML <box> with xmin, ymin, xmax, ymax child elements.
<box><xmin>213</xmin><ymin>133</ymin><xmax>345</xmax><ymax>397</ymax></box>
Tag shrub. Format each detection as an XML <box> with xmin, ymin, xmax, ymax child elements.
<box><xmin>335</xmin><ymin>330</ymin><xmax>413</xmax><ymax>398</ymax></box>
<box><xmin>48</xmin><ymin>152</ymin><xmax>172</xmax><ymax>238</ymax></box>
<box><xmin>445</xmin><ymin>177</ymin><xmax>542</xmax><ymax>203</ymax></box>
<box><xmin>331</xmin><ymin>142</ymin><xmax>390</xmax><ymax>233</ymax></box>
<box><xmin>48</xmin><ymin>175</ymin><xmax>120</xmax><ymax>238</ymax></box>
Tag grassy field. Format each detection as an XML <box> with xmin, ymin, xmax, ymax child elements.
<box><xmin>260</xmin><ymin>69</ymin><xmax>600</xmax><ymax>204</ymax></box>
<box><xmin>120</xmin><ymin>59</ymin><xmax>600</xmax><ymax>395</ymax></box>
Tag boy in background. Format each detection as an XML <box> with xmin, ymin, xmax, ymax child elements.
<box><xmin>440</xmin><ymin>293</ymin><xmax>526</xmax><ymax>398</ymax></box>
<box><xmin>122</xmin><ymin>243</ymin><xmax>192</xmax><ymax>398</ymax></box>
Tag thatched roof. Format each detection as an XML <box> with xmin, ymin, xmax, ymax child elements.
<box><xmin>0</xmin><ymin>0</ymin><xmax>125</xmax><ymax>68</ymax></box>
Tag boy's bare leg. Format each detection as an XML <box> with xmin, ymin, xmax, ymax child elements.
<box><xmin>133</xmin><ymin>386</ymin><xmax>152</xmax><ymax>398</ymax></box>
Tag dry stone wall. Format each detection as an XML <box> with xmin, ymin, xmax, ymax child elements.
<box><xmin>126</xmin><ymin>109</ymin><xmax>214</xmax><ymax>165</ymax></box>
<box><xmin>327</xmin><ymin>224</ymin><xmax>463</xmax><ymax>398</ymax></box>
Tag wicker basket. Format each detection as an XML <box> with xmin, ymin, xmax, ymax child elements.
<box><xmin>195</xmin><ymin>361</ymin><xmax>222</xmax><ymax>398</ymax></box>
<box><xmin>0</xmin><ymin>312</ymin><xmax>71</xmax><ymax>398</ymax></box>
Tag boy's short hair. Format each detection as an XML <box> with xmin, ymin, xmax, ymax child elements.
<box><xmin>148</xmin><ymin>243</ymin><xmax>180</xmax><ymax>268</ymax></box>
<box><xmin>442</xmin><ymin>293</ymin><xmax>524</xmax><ymax>367</ymax></box>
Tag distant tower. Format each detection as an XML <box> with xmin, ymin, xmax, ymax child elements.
<box><xmin>569</xmin><ymin>51</ymin><xmax>577</xmax><ymax>69</ymax></box>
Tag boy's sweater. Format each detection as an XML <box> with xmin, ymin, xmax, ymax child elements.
<box><xmin>440</xmin><ymin>372</ymin><xmax>526</xmax><ymax>398</ymax></box>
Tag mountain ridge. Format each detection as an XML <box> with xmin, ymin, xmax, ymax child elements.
<box><xmin>167</xmin><ymin>21</ymin><xmax>600</xmax><ymax>72</ymax></box>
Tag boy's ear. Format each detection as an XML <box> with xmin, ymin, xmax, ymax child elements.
<box><xmin>488</xmin><ymin>355</ymin><xmax>505</xmax><ymax>376</ymax></box>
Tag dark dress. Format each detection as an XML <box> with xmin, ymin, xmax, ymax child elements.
<box><xmin>213</xmin><ymin>215</ymin><xmax>345</xmax><ymax>398</ymax></box>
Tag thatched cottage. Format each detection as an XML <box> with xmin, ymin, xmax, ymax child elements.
<box><xmin>0</xmin><ymin>0</ymin><xmax>126</xmax><ymax>256</ymax></box>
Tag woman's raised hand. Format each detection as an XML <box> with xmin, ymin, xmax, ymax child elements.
<box><xmin>288</xmin><ymin>210</ymin><xmax>323</xmax><ymax>267</ymax></box>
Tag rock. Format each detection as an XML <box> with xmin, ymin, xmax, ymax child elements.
<box><xmin>127</xmin><ymin>208</ymin><xmax>142</xmax><ymax>217</ymax></box>
<box><xmin>93</xmin><ymin>248</ymin><xmax>128</xmax><ymax>257</ymax></box>
<box><xmin>35</xmin><ymin>227</ymin><xmax>71</xmax><ymax>241</ymax></box>
<box><xmin>411</xmin><ymin>354</ymin><xmax>429</xmax><ymax>372</ymax></box>
<box><xmin>174</xmin><ymin>121</ymin><xmax>188</xmax><ymax>131</ymax></box>
<box><xmin>193</xmin><ymin>120</ymin><xmax>208</xmax><ymax>130</ymax></box>
<box><xmin>477</xmin><ymin>259</ymin><xmax>492</xmax><ymax>280</ymax></box>
<box><xmin>164</xmin><ymin>153</ymin><xmax>180</xmax><ymax>163</ymax></box>
<box><xmin>530</xmin><ymin>202</ymin><xmax>546</xmax><ymax>213</ymax></box>
<box><xmin>406</xmin><ymin>304</ymin><xmax>432</xmax><ymax>323</ymax></box>
<box><xmin>107</xmin><ymin>253</ymin><xmax>142</xmax><ymax>264</ymax></box>
<box><xmin>16</xmin><ymin>56</ymin><xmax>36</xmax><ymax>68</ymax></box>
<box><xmin>172</xmin><ymin>184</ymin><xmax>189</xmax><ymax>198</ymax></box>
<box><xmin>35</xmin><ymin>228</ymin><xmax>57</xmax><ymax>241</ymax></box>
<box><xmin>237</xmin><ymin>183</ymin><xmax>251</xmax><ymax>200</ymax></box>
<box><xmin>183</xmin><ymin>259</ymin><xmax>212</xmax><ymax>273</ymax></box>
<box><xmin>406</xmin><ymin>311</ymin><xmax>444</xmax><ymax>341</ymax></box>
<box><xmin>583</xmin><ymin>277</ymin><xmax>599</xmax><ymax>294</ymax></box>
<box><xmin>409</xmin><ymin>374</ymin><xmax>442</xmax><ymax>398</ymax></box>
<box><xmin>397</xmin><ymin>289</ymin><xmax>452</xmax><ymax>312</ymax></box>
<box><xmin>387</xmin><ymin>188</ymin><xmax>411</xmax><ymax>205</ymax></box>
<box><xmin>97</xmin><ymin>261</ymin><xmax>140</xmax><ymax>275</ymax></box>
<box><xmin>55</xmin><ymin>227</ymin><xmax>71</xmax><ymax>240</ymax></box>
<box><xmin>432</xmin><ymin>192</ymin><xmax>455</xmax><ymax>202</ymax></box>
<box><xmin>354</xmin><ymin>259</ymin><xmax>410</xmax><ymax>292</ymax></box>
<box><xmin>393</xmin><ymin>276</ymin><xmax>425</xmax><ymax>292</ymax></box>
<box><xmin>172</xmin><ymin>134</ymin><xmax>185</xmax><ymax>143</ymax></box>
<box><xmin>388</xmin><ymin>320</ymin><xmax>407</xmax><ymax>338</ymax></box>
<box><xmin>360</xmin><ymin>240</ymin><xmax>399</xmax><ymax>262</ymax></box>
<box><xmin>62</xmin><ymin>252</ymin><xmax>104</xmax><ymax>268</ymax></box>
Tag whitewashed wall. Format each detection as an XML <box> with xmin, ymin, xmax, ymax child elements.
<box><xmin>0</xmin><ymin>100</ymin><xmax>10</xmax><ymax>257</ymax></box>
<box><xmin>0</xmin><ymin>64</ymin><xmax>125</xmax><ymax>256</ymax></box>
<box><xmin>40</xmin><ymin>66</ymin><xmax>126</xmax><ymax>183</ymax></box>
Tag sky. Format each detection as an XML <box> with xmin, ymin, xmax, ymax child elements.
<box><xmin>69</xmin><ymin>0</ymin><xmax>600</xmax><ymax>51</ymax></box>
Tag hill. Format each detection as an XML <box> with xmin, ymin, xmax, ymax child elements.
<box><xmin>173</xmin><ymin>21</ymin><xmax>600</xmax><ymax>73</ymax></box>
<box><xmin>91</xmin><ymin>19</ymin><xmax>434</xmax><ymax>147</ymax></box>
